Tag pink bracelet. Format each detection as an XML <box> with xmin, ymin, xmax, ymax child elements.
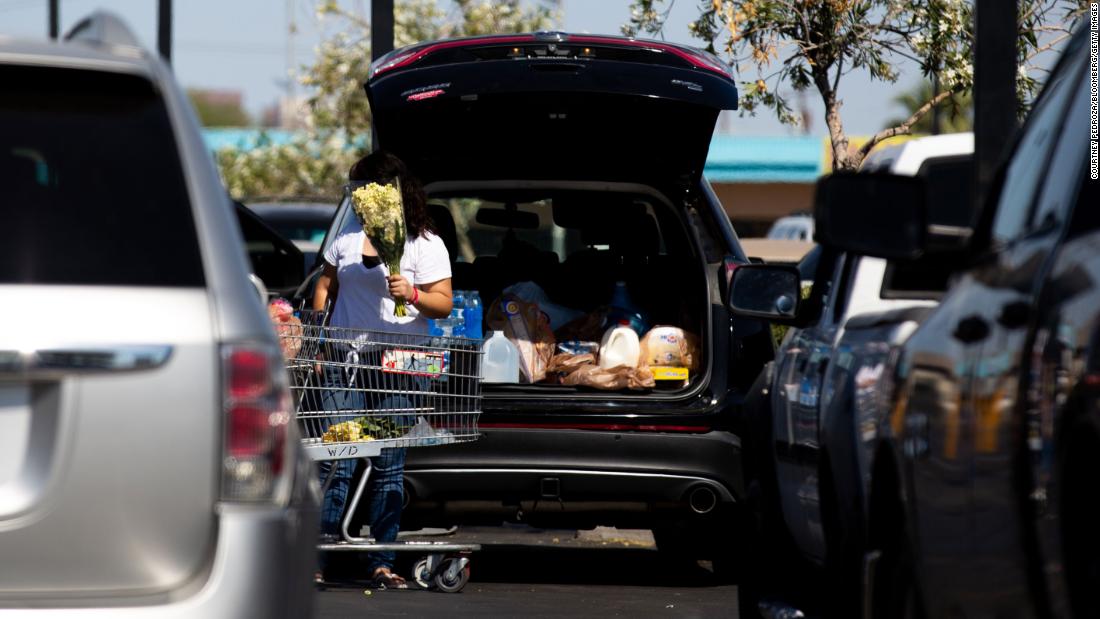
<box><xmin>411</xmin><ymin>287</ymin><xmax>420</xmax><ymax>305</ymax></box>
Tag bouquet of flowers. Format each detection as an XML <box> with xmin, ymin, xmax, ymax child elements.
<box><xmin>350</xmin><ymin>180</ymin><xmax>408</xmax><ymax>317</ymax></box>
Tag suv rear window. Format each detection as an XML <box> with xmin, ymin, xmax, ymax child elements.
<box><xmin>0</xmin><ymin>66</ymin><xmax>204</xmax><ymax>286</ymax></box>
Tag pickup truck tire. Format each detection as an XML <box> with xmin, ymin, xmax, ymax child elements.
<box><xmin>868</xmin><ymin>462</ymin><xmax>925</xmax><ymax>619</ymax></box>
<box><xmin>1062</xmin><ymin>415</ymin><xmax>1099</xmax><ymax>618</ymax></box>
<box><xmin>872</xmin><ymin>538</ymin><xmax>922</xmax><ymax>619</ymax></box>
<box><xmin>820</xmin><ymin>455</ymin><xmax>863</xmax><ymax>618</ymax></box>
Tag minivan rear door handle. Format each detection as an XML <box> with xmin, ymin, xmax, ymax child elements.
<box><xmin>0</xmin><ymin>345</ymin><xmax>173</xmax><ymax>377</ymax></box>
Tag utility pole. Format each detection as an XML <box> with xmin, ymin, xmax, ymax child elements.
<box><xmin>371</xmin><ymin>0</ymin><xmax>394</xmax><ymax>60</ymax></box>
<box><xmin>48</xmin><ymin>0</ymin><xmax>59</xmax><ymax>39</ymax></box>
<box><xmin>973</xmin><ymin>0</ymin><xmax>1017</xmax><ymax>208</ymax></box>
<box><xmin>157</xmin><ymin>0</ymin><xmax>172</xmax><ymax>65</ymax></box>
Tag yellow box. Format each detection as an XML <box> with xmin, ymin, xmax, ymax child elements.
<box><xmin>651</xmin><ymin>367</ymin><xmax>689</xmax><ymax>381</ymax></box>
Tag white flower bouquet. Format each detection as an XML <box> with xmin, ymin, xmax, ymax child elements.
<box><xmin>350</xmin><ymin>180</ymin><xmax>409</xmax><ymax>317</ymax></box>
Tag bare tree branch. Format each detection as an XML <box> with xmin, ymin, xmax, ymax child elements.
<box><xmin>858</xmin><ymin>90</ymin><xmax>953</xmax><ymax>159</ymax></box>
<box><xmin>1025</xmin><ymin>31</ymin><xmax>1073</xmax><ymax>61</ymax></box>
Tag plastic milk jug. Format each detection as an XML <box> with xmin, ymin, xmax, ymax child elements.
<box><xmin>598</xmin><ymin>322</ymin><xmax>641</xmax><ymax>370</ymax></box>
<box><xmin>481</xmin><ymin>330</ymin><xmax>520</xmax><ymax>383</ymax></box>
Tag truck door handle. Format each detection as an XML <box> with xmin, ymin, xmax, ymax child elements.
<box><xmin>0</xmin><ymin>345</ymin><xmax>173</xmax><ymax>377</ymax></box>
<box><xmin>997</xmin><ymin>301</ymin><xmax>1031</xmax><ymax>329</ymax></box>
<box><xmin>953</xmin><ymin>315</ymin><xmax>990</xmax><ymax>344</ymax></box>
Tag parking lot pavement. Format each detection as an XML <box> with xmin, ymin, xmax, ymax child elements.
<box><xmin>315</xmin><ymin>526</ymin><xmax>739</xmax><ymax>618</ymax></box>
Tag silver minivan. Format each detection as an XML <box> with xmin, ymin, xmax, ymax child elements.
<box><xmin>0</xmin><ymin>13</ymin><xmax>316</xmax><ymax>617</ymax></box>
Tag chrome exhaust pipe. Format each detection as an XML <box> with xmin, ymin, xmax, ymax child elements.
<box><xmin>688</xmin><ymin>485</ymin><xmax>718</xmax><ymax>515</ymax></box>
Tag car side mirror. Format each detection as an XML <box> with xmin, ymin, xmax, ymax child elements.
<box><xmin>814</xmin><ymin>172</ymin><xmax>927</xmax><ymax>260</ymax></box>
<box><xmin>727</xmin><ymin>264</ymin><xmax>802</xmax><ymax>321</ymax></box>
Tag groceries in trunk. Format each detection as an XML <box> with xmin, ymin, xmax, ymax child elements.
<box><xmin>639</xmin><ymin>326</ymin><xmax>699</xmax><ymax>371</ymax></box>
<box><xmin>481</xmin><ymin>330</ymin><xmax>521</xmax><ymax>383</ymax></box>
<box><xmin>473</xmin><ymin>281</ymin><xmax>697</xmax><ymax>391</ymax></box>
<box><xmin>598</xmin><ymin>323</ymin><xmax>640</xmax><ymax>370</ymax></box>
<box><xmin>486</xmin><ymin>295</ymin><xmax>555</xmax><ymax>383</ymax></box>
<box><xmin>391</xmin><ymin>276</ymin><xmax>697</xmax><ymax>391</ymax></box>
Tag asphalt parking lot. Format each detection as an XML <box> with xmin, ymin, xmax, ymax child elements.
<box><xmin>314</xmin><ymin>526</ymin><xmax>740</xmax><ymax>618</ymax></box>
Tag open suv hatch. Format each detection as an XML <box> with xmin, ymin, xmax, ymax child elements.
<box><xmin>312</xmin><ymin>32</ymin><xmax>772</xmax><ymax>562</ymax></box>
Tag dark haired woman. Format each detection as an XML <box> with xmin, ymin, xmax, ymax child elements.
<box><xmin>313</xmin><ymin>150</ymin><xmax>453</xmax><ymax>588</ymax></box>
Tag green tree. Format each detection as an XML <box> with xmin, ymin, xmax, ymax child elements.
<box><xmin>215</xmin><ymin>1</ymin><xmax>559</xmax><ymax>199</ymax></box>
<box><xmin>624</xmin><ymin>0</ymin><xmax>1087</xmax><ymax>170</ymax></box>
<box><xmin>188</xmin><ymin>89</ymin><xmax>251</xmax><ymax>127</ymax></box>
<box><xmin>885</xmin><ymin>79</ymin><xmax>972</xmax><ymax>134</ymax></box>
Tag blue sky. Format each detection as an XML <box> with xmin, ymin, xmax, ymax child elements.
<box><xmin>0</xmin><ymin>0</ymin><xmax>919</xmax><ymax>136</ymax></box>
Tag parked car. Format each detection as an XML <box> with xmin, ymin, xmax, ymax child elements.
<box><xmin>302</xmin><ymin>31</ymin><xmax>775</xmax><ymax>565</ymax></box>
<box><xmin>235</xmin><ymin>201</ymin><xmax>308</xmax><ymax>297</ymax></box>
<box><xmin>747</xmin><ymin>24</ymin><xmax>1096</xmax><ymax>619</ymax></box>
<box><xmin>766</xmin><ymin>214</ymin><xmax>814</xmax><ymax>241</ymax></box>
<box><xmin>0</xmin><ymin>13</ymin><xmax>317</xmax><ymax>617</ymax></box>
<box><xmin>246</xmin><ymin>201</ymin><xmax>337</xmax><ymax>275</ymax></box>
<box><xmin>731</xmin><ymin>134</ymin><xmax>974</xmax><ymax>617</ymax></box>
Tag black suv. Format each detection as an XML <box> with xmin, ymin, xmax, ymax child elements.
<box><xmin>768</xmin><ymin>24</ymin><xmax>1097</xmax><ymax>619</ymax></box>
<box><xmin>313</xmin><ymin>32</ymin><xmax>774</xmax><ymax>561</ymax></box>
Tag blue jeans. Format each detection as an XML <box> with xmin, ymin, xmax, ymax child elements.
<box><xmin>317</xmin><ymin>358</ymin><xmax>418</xmax><ymax>572</ymax></box>
<box><xmin>318</xmin><ymin>448</ymin><xmax>406</xmax><ymax>571</ymax></box>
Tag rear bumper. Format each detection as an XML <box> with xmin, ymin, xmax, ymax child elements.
<box><xmin>0</xmin><ymin>464</ymin><xmax>319</xmax><ymax>619</ymax></box>
<box><xmin>404</xmin><ymin>427</ymin><xmax>743</xmax><ymax>525</ymax></box>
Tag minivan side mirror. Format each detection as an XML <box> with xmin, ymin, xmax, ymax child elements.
<box><xmin>727</xmin><ymin>264</ymin><xmax>802</xmax><ymax>321</ymax></box>
<box><xmin>814</xmin><ymin>172</ymin><xmax>927</xmax><ymax>261</ymax></box>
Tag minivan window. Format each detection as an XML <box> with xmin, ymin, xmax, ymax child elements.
<box><xmin>0</xmin><ymin>66</ymin><xmax>204</xmax><ymax>287</ymax></box>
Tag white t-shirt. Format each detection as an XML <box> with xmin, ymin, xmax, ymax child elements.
<box><xmin>323</xmin><ymin>227</ymin><xmax>451</xmax><ymax>336</ymax></box>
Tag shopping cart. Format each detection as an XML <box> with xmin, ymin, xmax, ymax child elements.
<box><xmin>279</xmin><ymin>309</ymin><xmax>482</xmax><ymax>593</ymax></box>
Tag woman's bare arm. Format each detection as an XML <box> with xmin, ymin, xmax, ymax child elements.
<box><xmin>387</xmin><ymin>274</ymin><xmax>452</xmax><ymax>319</ymax></box>
<box><xmin>313</xmin><ymin>263</ymin><xmax>338</xmax><ymax>312</ymax></box>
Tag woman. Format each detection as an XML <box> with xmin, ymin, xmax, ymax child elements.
<box><xmin>314</xmin><ymin>151</ymin><xmax>452</xmax><ymax>588</ymax></box>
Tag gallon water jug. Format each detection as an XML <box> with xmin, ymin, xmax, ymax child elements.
<box><xmin>599</xmin><ymin>322</ymin><xmax>641</xmax><ymax>370</ymax></box>
<box><xmin>481</xmin><ymin>331</ymin><xmax>520</xmax><ymax>383</ymax></box>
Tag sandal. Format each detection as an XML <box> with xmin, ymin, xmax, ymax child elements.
<box><xmin>370</xmin><ymin>568</ymin><xmax>408</xmax><ymax>590</ymax></box>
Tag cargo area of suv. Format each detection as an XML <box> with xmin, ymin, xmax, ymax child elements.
<box><xmin>323</xmin><ymin>185</ymin><xmax>713</xmax><ymax>397</ymax></box>
<box><xmin>303</xmin><ymin>33</ymin><xmax>776</xmax><ymax>556</ymax></box>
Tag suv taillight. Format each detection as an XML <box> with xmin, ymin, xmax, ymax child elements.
<box><xmin>221</xmin><ymin>344</ymin><xmax>294</xmax><ymax>503</ymax></box>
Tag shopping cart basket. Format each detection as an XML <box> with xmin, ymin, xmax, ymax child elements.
<box><xmin>280</xmin><ymin>309</ymin><xmax>482</xmax><ymax>592</ymax></box>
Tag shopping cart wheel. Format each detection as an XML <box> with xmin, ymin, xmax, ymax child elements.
<box><xmin>412</xmin><ymin>558</ymin><xmax>433</xmax><ymax>590</ymax></box>
<box><xmin>433</xmin><ymin>556</ymin><xmax>471</xmax><ymax>593</ymax></box>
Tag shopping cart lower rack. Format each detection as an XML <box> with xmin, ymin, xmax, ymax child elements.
<box><xmin>279</xmin><ymin>309</ymin><xmax>482</xmax><ymax>593</ymax></box>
